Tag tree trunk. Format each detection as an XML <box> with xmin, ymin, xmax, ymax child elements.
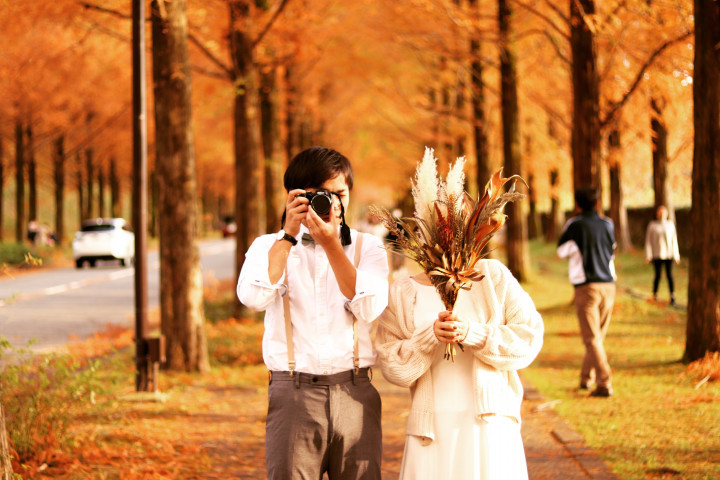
<box><xmin>26</xmin><ymin>124</ymin><xmax>37</xmax><ymax>226</ymax></box>
<box><xmin>607</xmin><ymin>129</ymin><xmax>632</xmax><ymax>251</ymax></box>
<box><xmin>0</xmin><ymin>135</ymin><xmax>4</xmax><ymax>242</ymax></box>
<box><xmin>499</xmin><ymin>0</ymin><xmax>530</xmax><ymax>281</ymax></box>
<box><xmin>260</xmin><ymin>66</ymin><xmax>282</xmax><ymax>233</ymax></box>
<box><xmin>150</xmin><ymin>169</ymin><xmax>158</xmax><ymax>238</ymax></box>
<box><xmin>469</xmin><ymin>0</ymin><xmax>491</xmax><ymax>198</ymax></box>
<box><xmin>440</xmin><ymin>57</ymin><xmax>453</xmax><ymax>165</ymax></box>
<box><xmin>455</xmin><ymin>61</ymin><xmax>467</xmax><ymax>160</ymax></box>
<box><xmin>151</xmin><ymin>0</ymin><xmax>209</xmax><ymax>372</ymax></box>
<box><xmin>110</xmin><ymin>157</ymin><xmax>121</xmax><ymax>218</ymax></box>
<box><xmin>0</xmin><ymin>399</ymin><xmax>13</xmax><ymax>480</ymax></box>
<box><xmin>300</xmin><ymin>116</ymin><xmax>313</xmax><ymax>150</ymax></box>
<box><xmin>15</xmin><ymin>120</ymin><xmax>24</xmax><ymax>243</ymax></box>
<box><xmin>97</xmin><ymin>164</ymin><xmax>105</xmax><ymax>218</ymax></box>
<box><xmin>284</xmin><ymin>66</ymin><xmax>299</xmax><ymax>163</ymax></box>
<box><xmin>545</xmin><ymin>168</ymin><xmax>562</xmax><ymax>242</ymax></box>
<box><xmin>570</xmin><ymin>0</ymin><xmax>601</xmax><ymax>194</ymax></box>
<box><xmin>85</xmin><ymin>148</ymin><xmax>94</xmax><ymax>219</ymax></box>
<box><xmin>229</xmin><ymin>0</ymin><xmax>265</xmax><ymax>317</ymax></box>
<box><xmin>650</xmin><ymin>96</ymin><xmax>674</xmax><ymax>220</ymax></box>
<box><xmin>685</xmin><ymin>0</ymin><xmax>720</xmax><ymax>362</ymax></box>
<box><xmin>76</xmin><ymin>151</ymin><xmax>84</xmax><ymax>227</ymax></box>
<box><xmin>527</xmin><ymin>172</ymin><xmax>539</xmax><ymax>239</ymax></box>
<box><xmin>525</xmin><ymin>135</ymin><xmax>539</xmax><ymax>239</ymax></box>
<box><xmin>54</xmin><ymin>135</ymin><xmax>65</xmax><ymax>246</ymax></box>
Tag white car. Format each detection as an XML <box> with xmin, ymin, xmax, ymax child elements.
<box><xmin>72</xmin><ymin>218</ymin><xmax>135</xmax><ymax>268</ymax></box>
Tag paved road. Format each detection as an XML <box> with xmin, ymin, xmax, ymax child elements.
<box><xmin>0</xmin><ymin>238</ymin><xmax>236</xmax><ymax>352</ymax></box>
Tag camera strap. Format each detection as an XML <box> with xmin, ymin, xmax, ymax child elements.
<box><xmin>282</xmin><ymin>233</ymin><xmax>365</xmax><ymax>377</ymax></box>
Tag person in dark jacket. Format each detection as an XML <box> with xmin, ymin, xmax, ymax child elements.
<box><xmin>557</xmin><ymin>186</ymin><xmax>616</xmax><ymax>397</ymax></box>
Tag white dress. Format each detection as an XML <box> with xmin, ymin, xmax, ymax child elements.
<box><xmin>398</xmin><ymin>280</ymin><xmax>529</xmax><ymax>480</ymax></box>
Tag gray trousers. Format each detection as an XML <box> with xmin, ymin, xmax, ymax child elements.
<box><xmin>574</xmin><ymin>283</ymin><xmax>616</xmax><ymax>388</ymax></box>
<box><xmin>265</xmin><ymin>369</ymin><xmax>382</xmax><ymax>480</ymax></box>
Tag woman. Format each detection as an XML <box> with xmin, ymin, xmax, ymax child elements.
<box><xmin>644</xmin><ymin>205</ymin><xmax>680</xmax><ymax>305</ymax></box>
<box><xmin>375</xmin><ymin>258</ymin><xmax>544</xmax><ymax>480</ymax></box>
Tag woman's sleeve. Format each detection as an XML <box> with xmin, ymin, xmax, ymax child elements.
<box><xmin>468</xmin><ymin>266</ymin><xmax>544</xmax><ymax>371</ymax></box>
<box><xmin>374</xmin><ymin>282</ymin><xmax>438</xmax><ymax>388</ymax></box>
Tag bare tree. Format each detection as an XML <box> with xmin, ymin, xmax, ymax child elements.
<box><xmin>650</xmin><ymin>96</ymin><xmax>674</xmax><ymax>219</ymax></box>
<box><xmin>685</xmin><ymin>0</ymin><xmax>720</xmax><ymax>362</ymax></box>
<box><xmin>15</xmin><ymin>120</ymin><xmax>24</xmax><ymax>243</ymax></box>
<box><xmin>607</xmin><ymin>129</ymin><xmax>631</xmax><ymax>251</ymax></box>
<box><xmin>26</xmin><ymin>124</ymin><xmax>37</xmax><ymax>226</ymax></box>
<box><xmin>467</xmin><ymin>0</ymin><xmax>491</xmax><ymax>194</ymax></box>
<box><xmin>499</xmin><ymin>0</ymin><xmax>530</xmax><ymax>280</ymax></box>
<box><xmin>570</xmin><ymin>0</ymin><xmax>601</xmax><ymax>193</ymax></box>
<box><xmin>229</xmin><ymin>0</ymin><xmax>265</xmax><ymax>316</ymax></box>
<box><xmin>260</xmin><ymin>66</ymin><xmax>283</xmax><ymax>233</ymax></box>
<box><xmin>109</xmin><ymin>157</ymin><xmax>121</xmax><ymax>218</ymax></box>
<box><xmin>53</xmin><ymin>135</ymin><xmax>65</xmax><ymax>246</ymax></box>
<box><xmin>151</xmin><ymin>0</ymin><xmax>209</xmax><ymax>372</ymax></box>
<box><xmin>545</xmin><ymin>168</ymin><xmax>562</xmax><ymax>242</ymax></box>
<box><xmin>0</xmin><ymin>135</ymin><xmax>4</xmax><ymax>242</ymax></box>
<box><xmin>75</xmin><ymin>151</ymin><xmax>84</xmax><ymax>227</ymax></box>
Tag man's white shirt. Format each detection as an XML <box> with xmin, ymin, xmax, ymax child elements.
<box><xmin>237</xmin><ymin>226</ymin><xmax>390</xmax><ymax>375</ymax></box>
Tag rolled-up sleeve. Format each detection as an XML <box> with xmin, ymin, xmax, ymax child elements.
<box><xmin>346</xmin><ymin>235</ymin><xmax>390</xmax><ymax>323</ymax></box>
<box><xmin>236</xmin><ymin>235</ymin><xmax>286</xmax><ymax>312</ymax></box>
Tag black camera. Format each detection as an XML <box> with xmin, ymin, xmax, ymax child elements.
<box><xmin>296</xmin><ymin>191</ymin><xmax>334</xmax><ymax>215</ymax></box>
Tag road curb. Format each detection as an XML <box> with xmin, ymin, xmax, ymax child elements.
<box><xmin>522</xmin><ymin>381</ymin><xmax>619</xmax><ymax>480</ymax></box>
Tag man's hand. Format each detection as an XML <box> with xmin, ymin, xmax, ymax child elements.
<box><xmin>284</xmin><ymin>189</ymin><xmax>309</xmax><ymax>237</ymax></box>
<box><xmin>305</xmin><ymin>195</ymin><xmax>342</xmax><ymax>248</ymax></box>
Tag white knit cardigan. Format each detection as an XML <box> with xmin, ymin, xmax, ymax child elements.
<box><xmin>374</xmin><ymin>258</ymin><xmax>544</xmax><ymax>444</ymax></box>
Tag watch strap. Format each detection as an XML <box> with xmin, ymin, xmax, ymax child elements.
<box><xmin>280</xmin><ymin>232</ymin><xmax>297</xmax><ymax>245</ymax></box>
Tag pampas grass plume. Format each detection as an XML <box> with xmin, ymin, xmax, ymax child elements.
<box><xmin>412</xmin><ymin>147</ymin><xmax>439</xmax><ymax>225</ymax></box>
<box><xmin>446</xmin><ymin>156</ymin><xmax>466</xmax><ymax>213</ymax></box>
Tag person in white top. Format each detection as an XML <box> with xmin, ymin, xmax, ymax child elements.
<box><xmin>375</xmin><ymin>261</ymin><xmax>543</xmax><ymax>480</ymax></box>
<box><xmin>237</xmin><ymin>146</ymin><xmax>389</xmax><ymax>480</ymax></box>
<box><xmin>644</xmin><ymin>205</ymin><xmax>680</xmax><ymax>305</ymax></box>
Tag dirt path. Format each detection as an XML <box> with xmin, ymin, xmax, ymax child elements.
<box><xmin>45</xmin><ymin>368</ymin><xmax>612</xmax><ymax>479</ymax></box>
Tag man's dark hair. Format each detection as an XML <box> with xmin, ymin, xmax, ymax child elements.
<box><xmin>574</xmin><ymin>186</ymin><xmax>598</xmax><ymax>212</ymax></box>
<box><xmin>282</xmin><ymin>146</ymin><xmax>354</xmax><ymax>245</ymax></box>
<box><xmin>284</xmin><ymin>146</ymin><xmax>354</xmax><ymax>191</ymax></box>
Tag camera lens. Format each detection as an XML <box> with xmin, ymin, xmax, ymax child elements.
<box><xmin>310</xmin><ymin>193</ymin><xmax>332</xmax><ymax>215</ymax></box>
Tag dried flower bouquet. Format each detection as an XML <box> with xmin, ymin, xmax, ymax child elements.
<box><xmin>370</xmin><ymin>147</ymin><xmax>526</xmax><ymax>361</ymax></box>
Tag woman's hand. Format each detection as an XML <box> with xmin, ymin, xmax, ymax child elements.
<box><xmin>434</xmin><ymin>311</ymin><xmax>469</xmax><ymax>344</ymax></box>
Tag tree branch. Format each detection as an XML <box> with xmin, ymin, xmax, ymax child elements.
<box><xmin>191</xmin><ymin>64</ymin><xmax>233</xmax><ymax>81</ymax></box>
<box><xmin>188</xmin><ymin>33</ymin><xmax>233</xmax><ymax>79</ymax></box>
<box><xmin>78</xmin><ymin>1</ymin><xmax>131</xmax><ymax>19</ymax></box>
<box><xmin>252</xmin><ymin>0</ymin><xmax>292</xmax><ymax>48</ymax></box>
<box><xmin>516</xmin><ymin>28</ymin><xmax>571</xmax><ymax>65</ymax></box>
<box><xmin>66</xmin><ymin>104</ymin><xmax>131</xmax><ymax>157</ymax></box>
<box><xmin>511</xmin><ymin>0</ymin><xmax>570</xmax><ymax>41</ymax></box>
<box><xmin>79</xmin><ymin>1</ymin><xmax>233</xmax><ymax>80</ymax></box>
<box><xmin>602</xmin><ymin>30</ymin><xmax>693</xmax><ymax>128</ymax></box>
<box><xmin>542</xmin><ymin>0</ymin><xmax>569</xmax><ymax>25</ymax></box>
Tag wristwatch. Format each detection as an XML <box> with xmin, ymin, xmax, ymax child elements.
<box><xmin>276</xmin><ymin>229</ymin><xmax>297</xmax><ymax>246</ymax></box>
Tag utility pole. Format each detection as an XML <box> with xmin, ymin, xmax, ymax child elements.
<box><xmin>132</xmin><ymin>0</ymin><xmax>149</xmax><ymax>391</ymax></box>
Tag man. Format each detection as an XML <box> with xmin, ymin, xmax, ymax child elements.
<box><xmin>557</xmin><ymin>186</ymin><xmax>616</xmax><ymax>398</ymax></box>
<box><xmin>237</xmin><ymin>146</ymin><xmax>389</xmax><ymax>479</ymax></box>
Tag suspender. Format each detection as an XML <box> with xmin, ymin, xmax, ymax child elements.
<box><xmin>282</xmin><ymin>233</ymin><xmax>365</xmax><ymax>376</ymax></box>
